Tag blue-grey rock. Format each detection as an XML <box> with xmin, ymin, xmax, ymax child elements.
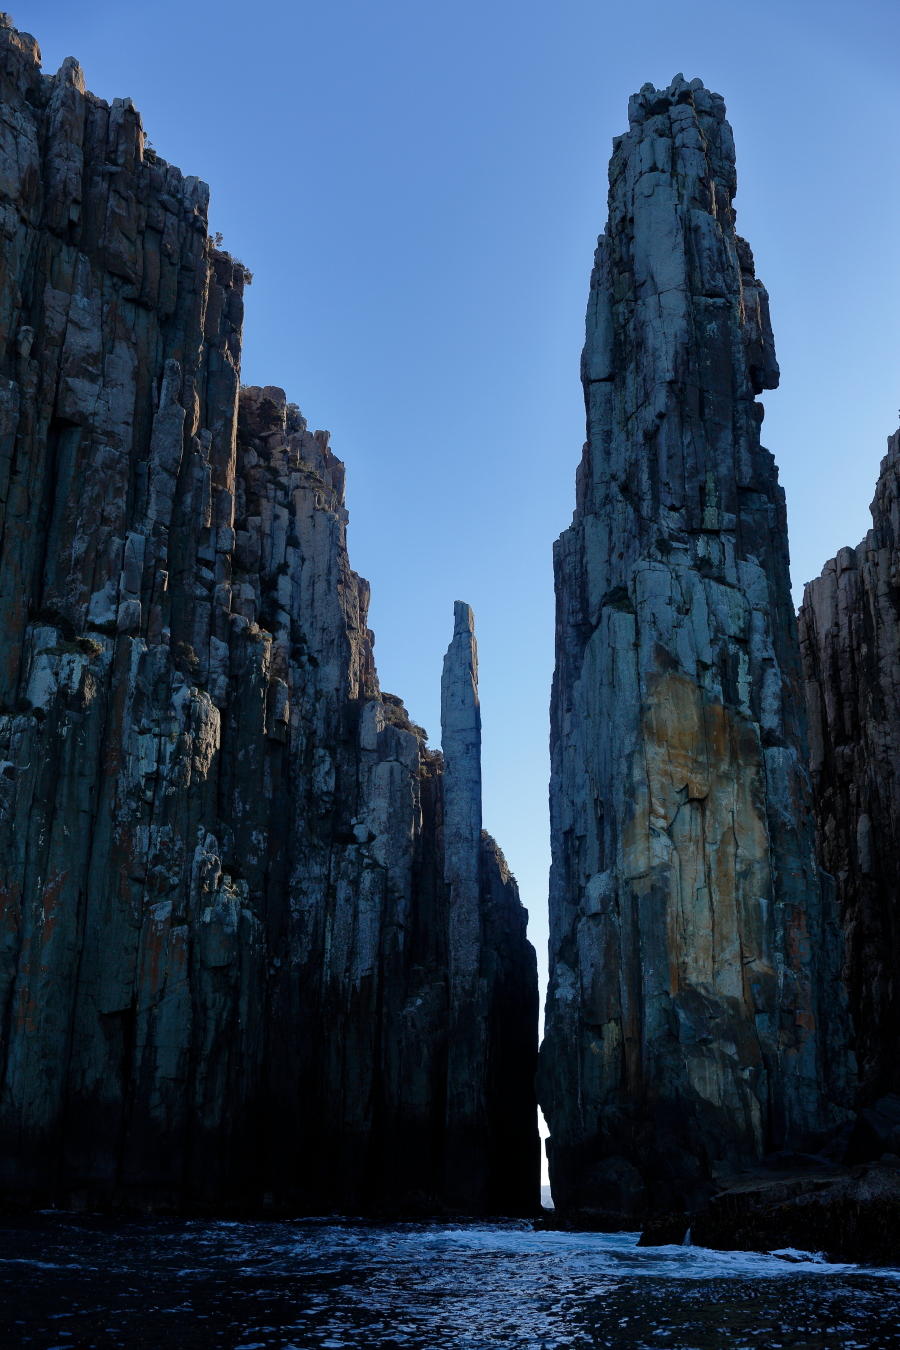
<box><xmin>538</xmin><ymin>74</ymin><xmax>854</xmax><ymax>1217</ymax></box>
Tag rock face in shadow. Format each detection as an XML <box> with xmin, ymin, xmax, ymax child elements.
<box><xmin>799</xmin><ymin>430</ymin><xmax>900</xmax><ymax>1119</ymax></box>
<box><xmin>538</xmin><ymin>75</ymin><xmax>854</xmax><ymax>1218</ymax></box>
<box><xmin>0</xmin><ymin>18</ymin><xmax>539</xmax><ymax>1215</ymax></box>
<box><xmin>691</xmin><ymin>1162</ymin><xmax>900</xmax><ymax>1266</ymax></box>
<box><xmin>441</xmin><ymin>602</ymin><xmax>488</xmax><ymax>1205</ymax></box>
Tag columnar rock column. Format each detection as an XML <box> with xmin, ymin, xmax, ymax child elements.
<box><xmin>442</xmin><ymin>604</ymin><xmax>483</xmax><ymax>963</ymax></box>
<box><xmin>441</xmin><ymin>601</ymin><xmax>486</xmax><ymax>1202</ymax></box>
<box><xmin>539</xmin><ymin>75</ymin><xmax>853</xmax><ymax>1216</ymax></box>
<box><xmin>800</xmin><ymin>428</ymin><xmax>900</xmax><ymax>1113</ymax></box>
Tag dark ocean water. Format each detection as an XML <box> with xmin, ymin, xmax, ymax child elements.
<box><xmin>2</xmin><ymin>1214</ymin><xmax>900</xmax><ymax>1350</ymax></box>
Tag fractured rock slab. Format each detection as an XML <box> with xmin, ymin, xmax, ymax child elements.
<box><xmin>691</xmin><ymin>1161</ymin><xmax>900</xmax><ymax>1265</ymax></box>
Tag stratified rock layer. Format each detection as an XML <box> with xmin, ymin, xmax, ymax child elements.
<box><xmin>0</xmin><ymin>18</ymin><xmax>539</xmax><ymax>1215</ymax></box>
<box><xmin>539</xmin><ymin>75</ymin><xmax>853</xmax><ymax>1215</ymax></box>
<box><xmin>799</xmin><ymin>428</ymin><xmax>900</xmax><ymax>1113</ymax></box>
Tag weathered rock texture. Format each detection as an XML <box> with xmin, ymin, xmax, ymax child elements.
<box><xmin>799</xmin><ymin>428</ymin><xmax>900</xmax><ymax>1115</ymax></box>
<box><xmin>0</xmin><ymin>17</ymin><xmax>539</xmax><ymax>1215</ymax></box>
<box><xmin>441</xmin><ymin>602</ymin><xmax>486</xmax><ymax>1203</ymax></box>
<box><xmin>691</xmin><ymin>1160</ymin><xmax>900</xmax><ymax>1266</ymax></box>
<box><xmin>539</xmin><ymin>75</ymin><xmax>853</xmax><ymax>1216</ymax></box>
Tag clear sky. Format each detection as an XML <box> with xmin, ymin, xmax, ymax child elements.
<box><xmin>21</xmin><ymin>0</ymin><xmax>900</xmax><ymax>1179</ymax></box>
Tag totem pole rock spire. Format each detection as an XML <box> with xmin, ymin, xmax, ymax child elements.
<box><xmin>442</xmin><ymin>600</ymin><xmax>482</xmax><ymax>960</ymax></box>
<box><xmin>539</xmin><ymin>75</ymin><xmax>853</xmax><ymax>1216</ymax></box>
<box><xmin>441</xmin><ymin>600</ymin><xmax>486</xmax><ymax>1202</ymax></box>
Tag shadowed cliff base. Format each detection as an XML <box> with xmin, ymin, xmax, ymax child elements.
<box><xmin>536</xmin><ymin>1155</ymin><xmax>900</xmax><ymax>1267</ymax></box>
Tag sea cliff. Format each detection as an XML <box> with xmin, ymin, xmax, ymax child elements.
<box><xmin>0</xmin><ymin>16</ymin><xmax>539</xmax><ymax>1216</ymax></box>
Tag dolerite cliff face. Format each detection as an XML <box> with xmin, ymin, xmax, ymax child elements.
<box><xmin>539</xmin><ymin>75</ymin><xmax>853</xmax><ymax>1217</ymax></box>
<box><xmin>799</xmin><ymin>430</ymin><xmax>900</xmax><ymax>1116</ymax></box>
<box><xmin>0</xmin><ymin>18</ymin><xmax>539</xmax><ymax>1215</ymax></box>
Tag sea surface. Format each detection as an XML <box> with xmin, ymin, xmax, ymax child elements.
<box><xmin>2</xmin><ymin>1212</ymin><xmax>900</xmax><ymax>1349</ymax></box>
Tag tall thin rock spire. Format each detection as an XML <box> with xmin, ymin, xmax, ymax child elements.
<box><xmin>442</xmin><ymin>601</ymin><xmax>483</xmax><ymax>978</ymax></box>
<box><xmin>800</xmin><ymin>428</ymin><xmax>900</xmax><ymax>1113</ymax></box>
<box><xmin>539</xmin><ymin>75</ymin><xmax>854</xmax><ymax>1217</ymax></box>
<box><xmin>441</xmin><ymin>601</ymin><xmax>486</xmax><ymax>1203</ymax></box>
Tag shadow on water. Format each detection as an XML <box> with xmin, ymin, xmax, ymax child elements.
<box><xmin>2</xmin><ymin>1215</ymin><xmax>900</xmax><ymax>1349</ymax></box>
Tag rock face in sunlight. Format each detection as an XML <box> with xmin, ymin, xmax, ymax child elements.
<box><xmin>539</xmin><ymin>74</ymin><xmax>854</xmax><ymax>1218</ymax></box>
<box><xmin>0</xmin><ymin>17</ymin><xmax>539</xmax><ymax>1215</ymax></box>
<box><xmin>799</xmin><ymin>429</ymin><xmax>900</xmax><ymax>1125</ymax></box>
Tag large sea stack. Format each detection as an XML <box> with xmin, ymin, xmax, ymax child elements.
<box><xmin>539</xmin><ymin>75</ymin><xmax>853</xmax><ymax>1217</ymax></box>
<box><xmin>0</xmin><ymin>17</ymin><xmax>539</xmax><ymax>1215</ymax></box>
<box><xmin>800</xmin><ymin>429</ymin><xmax>900</xmax><ymax>1142</ymax></box>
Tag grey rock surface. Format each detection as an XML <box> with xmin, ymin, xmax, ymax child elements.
<box><xmin>0</xmin><ymin>18</ymin><xmax>539</xmax><ymax>1215</ymax></box>
<box><xmin>538</xmin><ymin>74</ymin><xmax>853</xmax><ymax>1217</ymax></box>
<box><xmin>691</xmin><ymin>1160</ymin><xmax>900</xmax><ymax>1265</ymax></box>
<box><xmin>441</xmin><ymin>601</ymin><xmax>485</xmax><ymax>1203</ymax></box>
<box><xmin>799</xmin><ymin>428</ymin><xmax>900</xmax><ymax>1114</ymax></box>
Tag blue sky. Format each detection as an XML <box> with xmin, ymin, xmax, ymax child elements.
<box><xmin>22</xmin><ymin>3</ymin><xmax>900</xmax><ymax>1151</ymax></box>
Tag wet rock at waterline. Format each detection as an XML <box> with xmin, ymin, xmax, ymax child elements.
<box><xmin>692</xmin><ymin>1161</ymin><xmax>900</xmax><ymax>1266</ymax></box>
<box><xmin>538</xmin><ymin>74</ymin><xmax>855</xmax><ymax>1220</ymax></box>
<box><xmin>0</xmin><ymin>16</ymin><xmax>539</xmax><ymax>1216</ymax></box>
